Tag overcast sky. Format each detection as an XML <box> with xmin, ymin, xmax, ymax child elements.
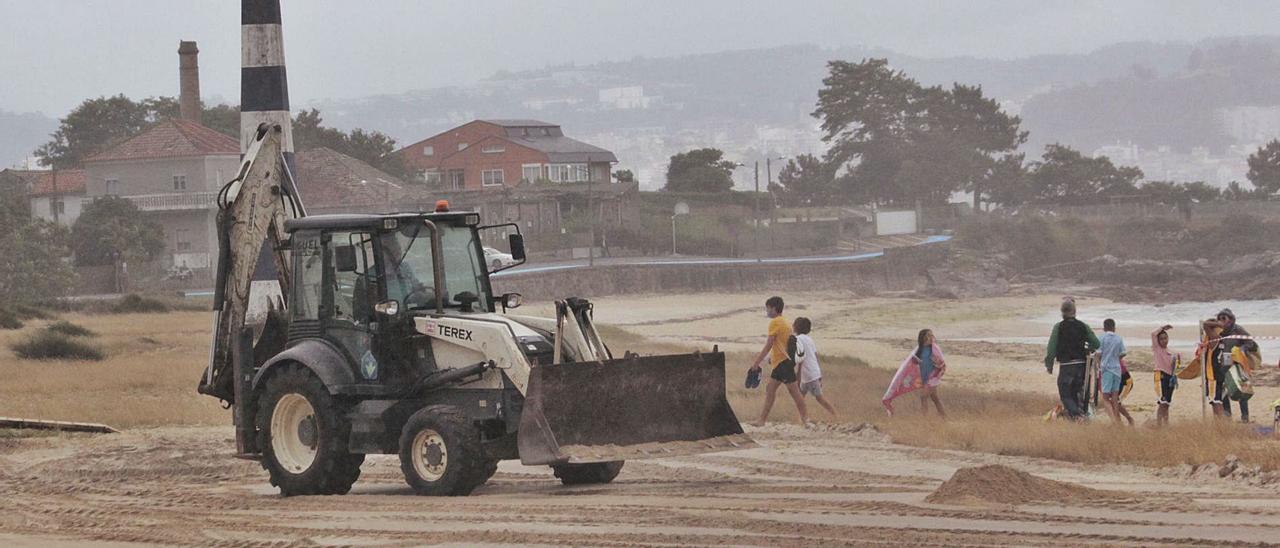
<box><xmin>4</xmin><ymin>0</ymin><xmax>1280</xmax><ymax>116</ymax></box>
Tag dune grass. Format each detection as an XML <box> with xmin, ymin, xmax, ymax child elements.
<box><xmin>1</xmin><ymin>314</ymin><xmax>1273</xmax><ymax>471</ymax></box>
<box><xmin>0</xmin><ymin>311</ymin><xmax>226</xmax><ymax>428</ymax></box>
<box><xmin>10</xmin><ymin>330</ymin><xmax>105</xmax><ymax>361</ymax></box>
<box><xmin>45</xmin><ymin>320</ymin><xmax>97</xmax><ymax>338</ymax></box>
<box><xmin>602</xmin><ymin>324</ymin><xmax>1280</xmax><ymax>471</ymax></box>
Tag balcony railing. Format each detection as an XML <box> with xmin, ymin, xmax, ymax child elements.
<box><xmin>97</xmin><ymin>192</ymin><xmax>218</xmax><ymax>212</ymax></box>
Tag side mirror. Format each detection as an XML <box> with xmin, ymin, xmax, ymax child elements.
<box><xmin>335</xmin><ymin>245</ymin><xmax>358</xmax><ymax>272</ymax></box>
<box><xmin>374</xmin><ymin>300</ymin><xmax>399</xmax><ymax>316</ymax></box>
<box><xmin>501</xmin><ymin>293</ymin><xmax>523</xmax><ymax>311</ymax></box>
<box><xmin>508</xmin><ymin>233</ymin><xmax>526</xmax><ymax>262</ymax></box>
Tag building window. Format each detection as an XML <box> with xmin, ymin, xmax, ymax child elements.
<box><xmin>172</xmin><ymin>174</ymin><xmax>187</xmax><ymax>191</ymax></box>
<box><xmin>105</xmin><ymin>178</ymin><xmax>120</xmax><ymax>196</ymax></box>
<box><xmin>521</xmin><ymin>164</ymin><xmax>543</xmax><ymax>183</ymax></box>
<box><xmin>548</xmin><ymin>164</ymin><xmax>589</xmax><ymax>182</ymax></box>
<box><xmin>422</xmin><ymin>169</ymin><xmax>442</xmax><ymax>185</ymax></box>
<box><xmin>422</xmin><ymin>145</ymin><xmax>434</xmax><ymax>156</ymax></box>
<box><xmin>53</xmin><ymin>199</ymin><xmax>65</xmax><ymax>215</ymax></box>
<box><xmin>482</xmin><ymin>169</ymin><xmax>505</xmax><ymax>187</ymax></box>
<box><xmin>481</xmin><ymin>144</ymin><xmax>505</xmax><ymax>154</ymax></box>
<box><xmin>175</xmin><ymin>228</ymin><xmax>192</xmax><ymax>251</ymax></box>
<box><xmin>447</xmin><ymin>169</ymin><xmax>465</xmax><ymax>190</ymax></box>
<box><xmin>457</xmin><ymin>142</ymin><xmax>469</xmax><ymax>151</ymax></box>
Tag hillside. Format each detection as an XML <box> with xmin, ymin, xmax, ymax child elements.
<box><xmin>0</xmin><ymin>110</ymin><xmax>56</xmax><ymax>168</ymax></box>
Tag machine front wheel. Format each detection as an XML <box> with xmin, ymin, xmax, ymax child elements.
<box><xmin>398</xmin><ymin>405</ymin><xmax>488</xmax><ymax>496</ymax></box>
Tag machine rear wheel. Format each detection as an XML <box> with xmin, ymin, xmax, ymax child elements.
<box><xmin>256</xmin><ymin>364</ymin><xmax>362</xmax><ymax>496</ymax></box>
<box><xmin>399</xmin><ymin>405</ymin><xmax>487</xmax><ymax>496</ymax></box>
<box><xmin>552</xmin><ymin>461</ymin><xmax>624</xmax><ymax>485</ymax></box>
<box><xmin>490</xmin><ymin>259</ymin><xmax>502</xmax><ymax>270</ymax></box>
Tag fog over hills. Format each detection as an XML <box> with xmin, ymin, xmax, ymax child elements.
<box><xmin>0</xmin><ymin>110</ymin><xmax>56</xmax><ymax>169</ymax></box>
<box><xmin>7</xmin><ymin>36</ymin><xmax>1280</xmax><ymax>188</ymax></box>
<box><xmin>313</xmin><ymin>37</ymin><xmax>1280</xmax><ymax>188</ymax></box>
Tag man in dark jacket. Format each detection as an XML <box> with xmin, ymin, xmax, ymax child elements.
<box><xmin>1205</xmin><ymin>308</ymin><xmax>1256</xmax><ymax>422</ymax></box>
<box><xmin>1044</xmin><ymin>297</ymin><xmax>1100</xmax><ymax>420</ymax></box>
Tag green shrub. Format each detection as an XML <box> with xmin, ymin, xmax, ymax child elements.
<box><xmin>956</xmin><ymin>216</ymin><xmax>1099</xmax><ymax>271</ymax></box>
<box><xmin>11</xmin><ymin>304</ymin><xmax>52</xmax><ymax>320</ymax></box>
<box><xmin>46</xmin><ymin>320</ymin><xmax>97</xmax><ymax>338</ymax></box>
<box><xmin>11</xmin><ymin>330</ymin><xmax>105</xmax><ymax>361</ymax></box>
<box><xmin>111</xmin><ymin>294</ymin><xmax>170</xmax><ymax>314</ymax></box>
<box><xmin>0</xmin><ymin>308</ymin><xmax>23</xmax><ymax>330</ymax></box>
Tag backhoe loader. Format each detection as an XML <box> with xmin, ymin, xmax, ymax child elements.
<box><xmin>197</xmin><ymin>125</ymin><xmax>753</xmax><ymax>496</ymax></box>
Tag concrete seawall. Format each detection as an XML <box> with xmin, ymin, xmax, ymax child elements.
<box><xmin>493</xmin><ymin>242</ymin><xmax>951</xmax><ymax>301</ymax></box>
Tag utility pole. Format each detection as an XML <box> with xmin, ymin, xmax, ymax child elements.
<box><xmin>754</xmin><ymin>161</ymin><xmax>760</xmax><ymax>261</ymax></box>
<box><xmin>50</xmin><ymin>170</ymin><xmax>59</xmax><ymax>225</ymax></box>
<box><xmin>586</xmin><ymin>155</ymin><xmax>594</xmax><ymax>267</ymax></box>
<box><xmin>765</xmin><ymin>156</ymin><xmax>783</xmax><ymax>249</ymax></box>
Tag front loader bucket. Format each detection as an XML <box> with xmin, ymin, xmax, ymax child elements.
<box><xmin>517</xmin><ymin>351</ymin><xmax>756</xmax><ymax>465</ymax></box>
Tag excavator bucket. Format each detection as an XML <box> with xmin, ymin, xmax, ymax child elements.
<box><xmin>517</xmin><ymin>351</ymin><xmax>756</xmax><ymax>465</ymax></box>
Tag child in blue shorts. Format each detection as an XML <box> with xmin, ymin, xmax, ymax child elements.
<box><xmin>1098</xmin><ymin>318</ymin><xmax>1134</xmax><ymax>426</ymax></box>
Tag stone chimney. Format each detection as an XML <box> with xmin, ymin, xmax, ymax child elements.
<box><xmin>178</xmin><ymin>40</ymin><xmax>201</xmax><ymax>124</ymax></box>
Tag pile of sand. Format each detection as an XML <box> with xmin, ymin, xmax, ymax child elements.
<box><xmin>926</xmin><ymin>464</ymin><xmax>1116</xmax><ymax>506</ymax></box>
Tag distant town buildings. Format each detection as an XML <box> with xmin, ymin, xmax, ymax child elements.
<box><xmin>1091</xmin><ymin>140</ymin><xmax>1249</xmax><ymax>185</ymax></box>
<box><xmin>395</xmin><ymin>119</ymin><xmax>618</xmax><ymax>190</ymax></box>
<box><xmin>28</xmin><ymin>169</ymin><xmax>86</xmax><ymax>226</ymax></box>
<box><xmin>598</xmin><ymin>86</ymin><xmax>656</xmax><ymax>110</ymax></box>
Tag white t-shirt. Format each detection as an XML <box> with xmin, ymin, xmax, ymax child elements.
<box><xmin>794</xmin><ymin>334</ymin><xmax>821</xmax><ymax>384</ymax></box>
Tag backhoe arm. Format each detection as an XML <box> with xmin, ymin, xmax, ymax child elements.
<box><xmin>198</xmin><ymin>124</ymin><xmax>301</xmax><ymax>403</ymax></box>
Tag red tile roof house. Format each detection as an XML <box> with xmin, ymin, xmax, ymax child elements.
<box><xmin>396</xmin><ymin>119</ymin><xmax>618</xmax><ymax>190</ymax></box>
<box><xmin>294</xmin><ymin>147</ymin><xmax>411</xmax><ymax>214</ymax></box>
<box><xmin>82</xmin><ymin>119</ymin><xmax>241</xmax><ymax>271</ymax></box>
<box><xmin>28</xmin><ymin>169</ymin><xmax>87</xmax><ymax>226</ymax></box>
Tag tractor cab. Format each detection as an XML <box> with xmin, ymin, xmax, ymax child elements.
<box><xmin>280</xmin><ymin>209</ymin><xmax>525</xmax><ymax>388</ymax></box>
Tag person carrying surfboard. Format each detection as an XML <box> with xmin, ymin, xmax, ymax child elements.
<box><xmin>1044</xmin><ymin>297</ymin><xmax>1100</xmax><ymax>421</ymax></box>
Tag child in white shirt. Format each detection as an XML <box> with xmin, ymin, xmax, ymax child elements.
<box><xmin>792</xmin><ymin>317</ymin><xmax>838</xmax><ymax>420</ymax></box>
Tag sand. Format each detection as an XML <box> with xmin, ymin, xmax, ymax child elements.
<box><xmin>926</xmin><ymin>464</ymin><xmax>1122</xmax><ymax>506</ymax></box>
<box><xmin>2</xmin><ymin>425</ymin><xmax>1278</xmax><ymax>546</ymax></box>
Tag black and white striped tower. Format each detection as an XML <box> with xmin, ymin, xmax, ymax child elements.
<box><xmin>240</xmin><ymin>0</ymin><xmax>302</xmax><ymax>210</ymax></box>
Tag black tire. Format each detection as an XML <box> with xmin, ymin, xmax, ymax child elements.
<box><xmin>398</xmin><ymin>405</ymin><xmax>488</xmax><ymax>496</ymax></box>
<box><xmin>255</xmin><ymin>363</ymin><xmax>363</xmax><ymax>496</ymax></box>
<box><xmin>479</xmin><ymin>459</ymin><xmax>500</xmax><ymax>483</ymax></box>
<box><xmin>551</xmin><ymin>461</ymin><xmax>624</xmax><ymax>485</ymax></box>
<box><xmin>490</xmin><ymin>259</ymin><xmax>502</xmax><ymax>270</ymax></box>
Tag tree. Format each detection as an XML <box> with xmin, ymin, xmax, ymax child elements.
<box><xmin>813</xmin><ymin>59</ymin><xmax>1025</xmax><ymax>207</ymax></box>
<box><xmin>200</xmin><ymin>104</ymin><xmax>242</xmax><ymax>139</ymax></box>
<box><xmin>71</xmin><ymin>197</ymin><xmax>165</xmax><ymax>266</ymax></box>
<box><xmin>1223</xmin><ymin>180</ymin><xmax>1267</xmax><ymax>201</ymax></box>
<box><xmin>982</xmin><ymin>153</ymin><xmax>1032</xmax><ymax>207</ymax></box>
<box><xmin>612</xmin><ymin>169</ymin><xmax>635</xmax><ymax>184</ymax></box>
<box><xmin>0</xmin><ymin>220</ymin><xmax>76</xmax><ymax>304</ymax></box>
<box><xmin>0</xmin><ymin>180</ymin><xmax>75</xmax><ymax>303</ymax></box>
<box><xmin>1029</xmin><ymin>144</ymin><xmax>1143</xmax><ymax>205</ymax></box>
<box><xmin>293</xmin><ymin>109</ymin><xmax>405</xmax><ymax>177</ymax></box>
<box><xmin>1246</xmin><ymin>139</ymin><xmax>1280</xmax><ymax>195</ymax></box>
<box><xmin>664</xmin><ymin>148</ymin><xmax>737</xmax><ymax>192</ymax></box>
<box><xmin>771</xmin><ymin>154</ymin><xmax>836</xmax><ymax>206</ymax></box>
<box><xmin>1140</xmin><ymin>180</ymin><xmax>1221</xmax><ymax>205</ymax></box>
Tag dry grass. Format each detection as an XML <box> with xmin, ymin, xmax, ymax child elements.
<box><xmin>0</xmin><ymin>312</ymin><xmax>226</xmax><ymax>428</ymax></box>
<box><xmin>607</xmin><ymin>325</ymin><xmax>1280</xmax><ymax>472</ymax></box>
<box><xmin>1</xmin><ymin>314</ymin><xmax>1273</xmax><ymax>471</ymax></box>
<box><xmin>888</xmin><ymin>416</ymin><xmax>1280</xmax><ymax>471</ymax></box>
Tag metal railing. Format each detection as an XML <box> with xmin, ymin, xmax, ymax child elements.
<box><xmin>99</xmin><ymin>191</ymin><xmax>218</xmax><ymax>211</ymax></box>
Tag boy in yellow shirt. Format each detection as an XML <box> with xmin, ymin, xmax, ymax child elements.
<box><xmin>748</xmin><ymin>296</ymin><xmax>809</xmax><ymax>426</ymax></box>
